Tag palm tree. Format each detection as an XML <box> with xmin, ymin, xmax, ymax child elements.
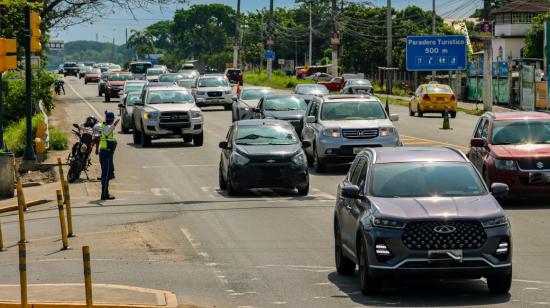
<box><xmin>127</xmin><ymin>30</ymin><xmax>155</xmax><ymax>60</ymax></box>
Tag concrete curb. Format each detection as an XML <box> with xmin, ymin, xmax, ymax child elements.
<box><xmin>0</xmin><ymin>200</ymin><xmax>51</xmax><ymax>214</ymax></box>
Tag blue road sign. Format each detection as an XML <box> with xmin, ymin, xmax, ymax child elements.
<box><xmin>406</xmin><ymin>35</ymin><xmax>467</xmax><ymax>71</ymax></box>
<box><xmin>264</xmin><ymin>50</ymin><xmax>275</xmax><ymax>59</ymax></box>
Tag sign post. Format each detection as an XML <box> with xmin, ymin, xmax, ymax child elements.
<box><xmin>546</xmin><ymin>21</ymin><xmax>550</xmax><ymax>110</ymax></box>
<box><xmin>406</xmin><ymin>35</ymin><xmax>468</xmax><ymax>72</ymax></box>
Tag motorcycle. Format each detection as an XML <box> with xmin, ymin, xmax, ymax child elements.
<box><xmin>67</xmin><ymin>122</ymin><xmax>98</xmax><ymax>183</ymax></box>
<box><xmin>54</xmin><ymin>80</ymin><xmax>65</xmax><ymax>95</ymax></box>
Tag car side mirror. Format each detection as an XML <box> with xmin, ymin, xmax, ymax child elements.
<box><xmin>118</xmin><ymin>104</ymin><xmax>124</xmax><ymax>108</ymax></box>
<box><xmin>389</xmin><ymin>114</ymin><xmax>399</xmax><ymax>122</ymax></box>
<box><xmin>218</xmin><ymin>141</ymin><xmax>231</xmax><ymax>149</ymax></box>
<box><xmin>341</xmin><ymin>185</ymin><xmax>361</xmax><ymax>199</ymax></box>
<box><xmin>134</xmin><ymin>101</ymin><xmax>144</xmax><ymax>106</ymax></box>
<box><xmin>253</xmin><ymin>108</ymin><xmax>261</xmax><ymax>113</ymax></box>
<box><xmin>232</xmin><ymin>95</ymin><xmax>238</xmax><ymax>102</ymax></box>
<box><xmin>301</xmin><ymin>140</ymin><xmax>312</xmax><ymax>148</ymax></box>
<box><xmin>72</xmin><ymin>123</ymin><xmax>80</xmax><ymax>130</ymax></box>
<box><xmin>490</xmin><ymin>183</ymin><xmax>509</xmax><ymax>197</ymax></box>
<box><xmin>306</xmin><ymin>116</ymin><xmax>316</xmax><ymax>123</ymax></box>
<box><xmin>470</xmin><ymin>138</ymin><xmax>486</xmax><ymax>147</ymax></box>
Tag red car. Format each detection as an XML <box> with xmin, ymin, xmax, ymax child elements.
<box><xmin>84</xmin><ymin>68</ymin><xmax>101</xmax><ymax>84</ymax></box>
<box><xmin>469</xmin><ymin>111</ymin><xmax>550</xmax><ymax>197</ymax></box>
<box><xmin>318</xmin><ymin>77</ymin><xmax>345</xmax><ymax>92</ymax></box>
<box><xmin>104</xmin><ymin>72</ymin><xmax>134</xmax><ymax>102</ymax></box>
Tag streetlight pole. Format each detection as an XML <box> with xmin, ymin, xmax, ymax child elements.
<box><xmin>233</xmin><ymin>0</ymin><xmax>241</xmax><ymax>68</ymax></box>
<box><xmin>308</xmin><ymin>0</ymin><xmax>313</xmax><ymax>66</ymax></box>
<box><xmin>432</xmin><ymin>0</ymin><xmax>436</xmax><ymax>80</ymax></box>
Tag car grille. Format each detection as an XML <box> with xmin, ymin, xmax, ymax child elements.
<box><xmin>402</xmin><ymin>221</ymin><xmax>487</xmax><ymax>250</ymax></box>
<box><xmin>342</xmin><ymin>128</ymin><xmax>379</xmax><ymax>139</ymax></box>
<box><xmin>517</xmin><ymin>158</ymin><xmax>550</xmax><ymax>170</ymax></box>
<box><xmin>208</xmin><ymin>91</ymin><xmax>223</xmax><ymax>97</ymax></box>
<box><xmin>159</xmin><ymin>112</ymin><xmax>190</xmax><ymax>123</ymax></box>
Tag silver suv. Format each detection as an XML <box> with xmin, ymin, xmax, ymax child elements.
<box><xmin>193</xmin><ymin>76</ymin><xmax>233</xmax><ymax>110</ymax></box>
<box><xmin>302</xmin><ymin>95</ymin><xmax>401</xmax><ymax>172</ymax></box>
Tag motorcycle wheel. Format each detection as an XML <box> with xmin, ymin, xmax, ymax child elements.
<box><xmin>67</xmin><ymin>158</ymin><xmax>84</xmax><ymax>183</ymax></box>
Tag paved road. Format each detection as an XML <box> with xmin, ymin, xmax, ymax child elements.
<box><xmin>1</xmin><ymin>77</ymin><xmax>550</xmax><ymax>308</ymax></box>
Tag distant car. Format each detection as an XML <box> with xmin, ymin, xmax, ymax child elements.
<box><xmin>178</xmin><ymin>69</ymin><xmax>200</xmax><ymax>79</ymax></box>
<box><xmin>121</xmin><ymin>80</ymin><xmax>147</xmax><ymax>102</ymax></box>
<box><xmin>146</xmin><ymin>68</ymin><xmax>166</xmax><ymax>82</ymax></box>
<box><xmin>118</xmin><ymin>91</ymin><xmax>142</xmax><ymax>133</ymax></box>
<box><xmin>468</xmin><ymin>111</ymin><xmax>550</xmax><ymax>197</ymax></box>
<box><xmin>231</xmin><ymin>87</ymin><xmax>275</xmax><ymax>122</ymax></box>
<box><xmin>97</xmin><ymin>63</ymin><xmax>110</xmax><ymax>72</ymax></box>
<box><xmin>253</xmin><ymin>94</ymin><xmax>308</xmax><ymax>135</ymax></box>
<box><xmin>159</xmin><ymin>73</ymin><xmax>188</xmax><ymax>83</ymax></box>
<box><xmin>84</xmin><ymin>68</ymin><xmax>101</xmax><ymax>84</ymax></box>
<box><xmin>409</xmin><ymin>83</ymin><xmax>457</xmax><ymax>118</ymax></box>
<box><xmin>63</xmin><ymin>62</ymin><xmax>79</xmax><ymax>77</ymax></box>
<box><xmin>312</xmin><ymin>72</ymin><xmax>333</xmax><ymax>82</ymax></box>
<box><xmin>176</xmin><ymin>78</ymin><xmax>196</xmax><ymax>89</ymax></box>
<box><xmin>301</xmin><ymin>95</ymin><xmax>401</xmax><ymax>172</ymax></box>
<box><xmin>193</xmin><ymin>76</ymin><xmax>233</xmax><ymax>109</ymax></box>
<box><xmin>57</xmin><ymin>64</ymin><xmax>64</xmax><ymax>74</ymax></box>
<box><xmin>79</xmin><ymin>66</ymin><xmax>92</xmax><ymax>79</ymax></box>
<box><xmin>108</xmin><ymin>64</ymin><xmax>122</xmax><ymax>71</ymax></box>
<box><xmin>129</xmin><ymin>61</ymin><xmax>153</xmax><ymax>80</ymax></box>
<box><xmin>294</xmin><ymin>84</ymin><xmax>329</xmax><ymax>105</ymax></box>
<box><xmin>318</xmin><ymin>77</ymin><xmax>345</xmax><ymax>92</ymax></box>
<box><xmin>98</xmin><ymin>72</ymin><xmax>110</xmax><ymax>96</ymax></box>
<box><xmin>340</xmin><ymin>79</ymin><xmax>373</xmax><ymax>95</ymax></box>
<box><xmin>104</xmin><ymin>72</ymin><xmax>134</xmax><ymax>102</ymax></box>
<box><xmin>224</xmin><ymin>68</ymin><xmax>243</xmax><ymax>85</ymax></box>
<box><xmin>218</xmin><ymin>119</ymin><xmax>310</xmax><ymax>195</ymax></box>
<box><xmin>334</xmin><ymin>147</ymin><xmax>512</xmax><ymax>295</ymax></box>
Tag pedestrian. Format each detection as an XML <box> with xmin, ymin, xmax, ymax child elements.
<box><xmin>98</xmin><ymin>112</ymin><xmax>119</xmax><ymax>200</ymax></box>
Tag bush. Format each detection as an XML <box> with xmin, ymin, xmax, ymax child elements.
<box><xmin>3</xmin><ymin>115</ymin><xmax>68</xmax><ymax>157</ymax></box>
<box><xmin>244</xmin><ymin>70</ymin><xmax>314</xmax><ymax>89</ymax></box>
<box><xmin>49</xmin><ymin>127</ymin><xmax>69</xmax><ymax>150</ymax></box>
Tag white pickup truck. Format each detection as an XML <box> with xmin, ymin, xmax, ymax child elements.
<box><xmin>132</xmin><ymin>86</ymin><xmax>204</xmax><ymax>147</ymax></box>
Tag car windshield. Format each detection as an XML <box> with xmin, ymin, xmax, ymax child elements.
<box><xmin>64</xmin><ymin>63</ymin><xmax>77</xmax><ymax>68</ymax></box>
<box><xmin>198</xmin><ymin>78</ymin><xmax>228</xmax><ymax>87</ymax></box>
<box><xmin>492</xmin><ymin>119</ymin><xmax>550</xmax><ymax>145</ymax></box>
<box><xmin>130</xmin><ymin>63</ymin><xmax>152</xmax><ymax>74</ymax></box>
<box><xmin>241</xmin><ymin>89</ymin><xmax>274</xmax><ymax>100</ymax></box>
<box><xmin>147</xmin><ymin>69</ymin><xmax>163</xmax><ymax>76</ymax></box>
<box><xmin>321</xmin><ymin>101</ymin><xmax>386</xmax><ymax>120</ymax></box>
<box><xmin>146</xmin><ymin>90</ymin><xmax>193</xmax><ymax>104</ymax></box>
<box><xmin>236</xmin><ymin>125</ymin><xmax>299</xmax><ymax>145</ymax></box>
<box><xmin>426</xmin><ymin>85</ymin><xmax>453</xmax><ymax>93</ymax></box>
<box><xmin>264</xmin><ymin>96</ymin><xmax>307</xmax><ymax>111</ymax></box>
<box><xmin>109</xmin><ymin>65</ymin><xmax>121</xmax><ymax>70</ymax></box>
<box><xmin>86</xmin><ymin>68</ymin><xmax>100</xmax><ymax>74</ymax></box>
<box><xmin>109</xmin><ymin>74</ymin><xmax>133</xmax><ymax>81</ymax></box>
<box><xmin>160</xmin><ymin>74</ymin><xmax>185</xmax><ymax>82</ymax></box>
<box><xmin>177</xmin><ymin>79</ymin><xmax>195</xmax><ymax>88</ymax></box>
<box><xmin>124</xmin><ymin>85</ymin><xmax>144</xmax><ymax>94</ymax></box>
<box><xmin>297</xmin><ymin>85</ymin><xmax>329</xmax><ymax>95</ymax></box>
<box><xmin>126</xmin><ymin>94</ymin><xmax>141</xmax><ymax>106</ymax></box>
<box><xmin>101</xmin><ymin>73</ymin><xmax>109</xmax><ymax>79</ymax></box>
<box><xmin>371</xmin><ymin>162</ymin><xmax>486</xmax><ymax>198</ymax></box>
<box><xmin>348</xmin><ymin>79</ymin><xmax>373</xmax><ymax>87</ymax></box>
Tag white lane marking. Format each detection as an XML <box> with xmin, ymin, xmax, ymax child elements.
<box><xmin>38</xmin><ymin>258</ymin><xmax>163</xmax><ymax>262</ymax></box>
<box><xmin>203</xmin><ymin>127</ymin><xmax>225</xmax><ymax>140</ymax></box>
<box><xmin>65</xmin><ymin>81</ymin><xmax>103</xmax><ymax>118</ymax></box>
<box><xmin>142</xmin><ymin>164</ymin><xmax>217</xmax><ymax>169</ymax></box>
<box><xmin>272</xmin><ymin>302</ymin><xmax>288</xmax><ymax>305</ymax></box>
<box><xmin>150</xmin><ymin>188</ymin><xmax>175</xmax><ymax>197</ymax></box>
<box><xmin>514</xmin><ymin>279</ymin><xmax>550</xmax><ymax>285</ymax></box>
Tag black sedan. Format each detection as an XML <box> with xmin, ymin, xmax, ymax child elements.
<box><xmin>253</xmin><ymin>94</ymin><xmax>307</xmax><ymax>135</ymax></box>
<box><xmin>218</xmin><ymin>119</ymin><xmax>310</xmax><ymax>196</ymax></box>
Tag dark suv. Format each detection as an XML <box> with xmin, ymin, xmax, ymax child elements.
<box><xmin>63</xmin><ymin>62</ymin><xmax>79</xmax><ymax>77</ymax></box>
<box><xmin>334</xmin><ymin>147</ymin><xmax>512</xmax><ymax>295</ymax></box>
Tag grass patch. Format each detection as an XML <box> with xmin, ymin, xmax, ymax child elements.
<box><xmin>49</xmin><ymin>126</ymin><xmax>69</xmax><ymax>150</ymax></box>
<box><xmin>4</xmin><ymin>115</ymin><xmax>69</xmax><ymax>156</ymax></box>
<box><xmin>244</xmin><ymin>70</ymin><xmax>315</xmax><ymax>89</ymax></box>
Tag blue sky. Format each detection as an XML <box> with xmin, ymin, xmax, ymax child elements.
<box><xmin>52</xmin><ymin>0</ymin><xmax>480</xmax><ymax>43</ymax></box>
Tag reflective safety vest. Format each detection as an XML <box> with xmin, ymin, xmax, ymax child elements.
<box><xmin>99</xmin><ymin>123</ymin><xmax>115</xmax><ymax>150</ymax></box>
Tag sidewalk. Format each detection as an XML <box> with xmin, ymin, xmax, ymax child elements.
<box><xmin>0</xmin><ymin>284</ymin><xmax>179</xmax><ymax>307</ymax></box>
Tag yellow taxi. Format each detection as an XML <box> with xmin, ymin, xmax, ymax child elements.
<box><xmin>409</xmin><ymin>83</ymin><xmax>457</xmax><ymax>118</ymax></box>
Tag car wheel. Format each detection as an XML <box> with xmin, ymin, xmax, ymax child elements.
<box><xmin>313</xmin><ymin>144</ymin><xmax>326</xmax><ymax>173</ymax></box>
<box><xmin>418</xmin><ymin>108</ymin><xmax>424</xmax><ymax>117</ymax></box>
<box><xmin>193</xmin><ymin>132</ymin><xmax>204</xmax><ymax>146</ymax></box>
<box><xmin>85</xmin><ymin>80</ymin><xmax>88</xmax><ymax>85</ymax></box>
<box><xmin>219</xmin><ymin>164</ymin><xmax>227</xmax><ymax>190</ymax></box>
<box><xmin>409</xmin><ymin>104</ymin><xmax>415</xmax><ymax>116</ymax></box>
<box><xmin>487</xmin><ymin>269</ymin><xmax>512</xmax><ymax>294</ymax></box>
<box><xmin>99</xmin><ymin>90</ymin><xmax>103</xmax><ymax>97</ymax></box>
<box><xmin>224</xmin><ymin>105</ymin><xmax>231</xmax><ymax>111</ymax></box>
<box><xmin>450</xmin><ymin>111</ymin><xmax>457</xmax><ymax>118</ymax></box>
<box><xmin>132</xmin><ymin>127</ymin><xmax>142</xmax><ymax>144</ymax></box>
<box><xmin>105</xmin><ymin>92</ymin><xmax>110</xmax><ymax>102</ymax></box>
<box><xmin>141</xmin><ymin>129</ymin><xmax>152</xmax><ymax>147</ymax></box>
<box><xmin>121</xmin><ymin>124</ymin><xmax>129</xmax><ymax>134</ymax></box>
<box><xmin>359</xmin><ymin>235</ymin><xmax>381</xmax><ymax>295</ymax></box>
<box><xmin>226</xmin><ymin>171</ymin><xmax>237</xmax><ymax>196</ymax></box>
<box><xmin>335</xmin><ymin>221</ymin><xmax>355</xmax><ymax>275</ymax></box>
<box><xmin>297</xmin><ymin>181</ymin><xmax>309</xmax><ymax>196</ymax></box>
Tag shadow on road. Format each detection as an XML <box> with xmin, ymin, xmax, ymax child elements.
<box><xmin>200</xmin><ymin>107</ymin><xmax>228</xmax><ymax>112</ymax></box>
<box><xmin>498</xmin><ymin>197</ymin><xmax>550</xmax><ymax>210</ymax></box>
<box><xmin>125</xmin><ymin>141</ymin><xmax>197</xmax><ymax>149</ymax></box>
<box><xmin>308</xmin><ymin>164</ymin><xmax>350</xmax><ymax>176</ymax></box>
<box><xmin>327</xmin><ymin>272</ymin><xmax>510</xmax><ymax>307</ymax></box>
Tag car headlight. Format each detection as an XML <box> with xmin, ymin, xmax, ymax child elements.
<box><xmin>143</xmin><ymin>112</ymin><xmax>158</xmax><ymax>120</ymax></box>
<box><xmin>322</xmin><ymin>128</ymin><xmax>341</xmax><ymax>138</ymax></box>
<box><xmin>291</xmin><ymin>152</ymin><xmax>307</xmax><ymax>165</ymax></box>
<box><xmin>79</xmin><ymin>144</ymin><xmax>88</xmax><ymax>153</ymax></box>
<box><xmin>371</xmin><ymin>217</ymin><xmax>406</xmax><ymax>229</ymax></box>
<box><xmin>231</xmin><ymin>152</ymin><xmax>249</xmax><ymax>166</ymax></box>
<box><xmin>190</xmin><ymin>110</ymin><xmax>202</xmax><ymax>118</ymax></box>
<box><xmin>494</xmin><ymin>158</ymin><xmax>517</xmax><ymax>170</ymax></box>
<box><xmin>196</xmin><ymin>91</ymin><xmax>206</xmax><ymax>95</ymax></box>
<box><xmin>481</xmin><ymin>216</ymin><xmax>509</xmax><ymax>228</ymax></box>
<box><xmin>380</xmin><ymin>127</ymin><xmax>395</xmax><ymax>137</ymax></box>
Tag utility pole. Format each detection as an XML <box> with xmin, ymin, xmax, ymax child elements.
<box><xmin>0</xmin><ymin>9</ymin><xmax>4</xmax><ymax>151</ymax></box>
<box><xmin>22</xmin><ymin>7</ymin><xmax>35</xmax><ymax>164</ymax></box>
<box><xmin>233</xmin><ymin>0</ymin><xmax>241</xmax><ymax>68</ymax></box>
<box><xmin>386</xmin><ymin>0</ymin><xmax>392</xmax><ymax>94</ymax></box>
<box><xmin>432</xmin><ymin>0</ymin><xmax>436</xmax><ymax>80</ymax></box>
<box><xmin>308</xmin><ymin>0</ymin><xmax>313</xmax><ymax>66</ymax></box>
<box><xmin>267</xmin><ymin>0</ymin><xmax>274</xmax><ymax>79</ymax></box>
<box><xmin>125</xmin><ymin>28</ymin><xmax>128</xmax><ymax>64</ymax></box>
<box><xmin>331</xmin><ymin>0</ymin><xmax>338</xmax><ymax>77</ymax></box>
<box><xmin>111</xmin><ymin>37</ymin><xmax>115</xmax><ymax>64</ymax></box>
<box><xmin>483</xmin><ymin>0</ymin><xmax>493</xmax><ymax>111</ymax></box>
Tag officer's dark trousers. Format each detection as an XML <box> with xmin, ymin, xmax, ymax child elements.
<box><xmin>99</xmin><ymin>149</ymin><xmax>113</xmax><ymax>198</ymax></box>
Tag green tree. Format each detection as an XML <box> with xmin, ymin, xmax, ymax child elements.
<box><xmin>524</xmin><ymin>13</ymin><xmax>550</xmax><ymax>58</ymax></box>
<box><xmin>145</xmin><ymin>20</ymin><xmax>174</xmax><ymax>51</ymax></box>
<box><xmin>127</xmin><ymin>30</ymin><xmax>155</xmax><ymax>59</ymax></box>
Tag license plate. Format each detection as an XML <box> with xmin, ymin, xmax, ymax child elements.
<box><xmin>428</xmin><ymin>249</ymin><xmax>463</xmax><ymax>261</ymax></box>
<box><xmin>529</xmin><ymin>172</ymin><xmax>550</xmax><ymax>184</ymax></box>
<box><xmin>353</xmin><ymin>147</ymin><xmax>368</xmax><ymax>154</ymax></box>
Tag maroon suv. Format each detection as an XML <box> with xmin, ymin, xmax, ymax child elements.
<box><xmin>469</xmin><ymin>112</ymin><xmax>550</xmax><ymax>196</ymax></box>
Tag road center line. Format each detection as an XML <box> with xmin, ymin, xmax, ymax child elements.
<box><xmin>65</xmin><ymin>80</ymin><xmax>103</xmax><ymax>119</ymax></box>
<box><xmin>142</xmin><ymin>164</ymin><xmax>217</xmax><ymax>169</ymax></box>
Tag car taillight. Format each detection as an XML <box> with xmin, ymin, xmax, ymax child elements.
<box><xmin>450</xmin><ymin>95</ymin><xmax>456</xmax><ymax>101</ymax></box>
<box><xmin>422</xmin><ymin>94</ymin><xmax>430</xmax><ymax>101</ymax></box>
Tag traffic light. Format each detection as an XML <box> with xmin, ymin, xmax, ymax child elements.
<box><xmin>0</xmin><ymin>38</ymin><xmax>17</xmax><ymax>72</ymax></box>
<box><xmin>30</xmin><ymin>12</ymin><xmax>42</xmax><ymax>53</ymax></box>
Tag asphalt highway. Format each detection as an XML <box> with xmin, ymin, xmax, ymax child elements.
<box><xmin>1</xmin><ymin>77</ymin><xmax>549</xmax><ymax>308</ymax></box>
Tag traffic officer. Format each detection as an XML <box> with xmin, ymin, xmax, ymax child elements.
<box><xmin>98</xmin><ymin>112</ymin><xmax>119</xmax><ymax>200</ymax></box>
